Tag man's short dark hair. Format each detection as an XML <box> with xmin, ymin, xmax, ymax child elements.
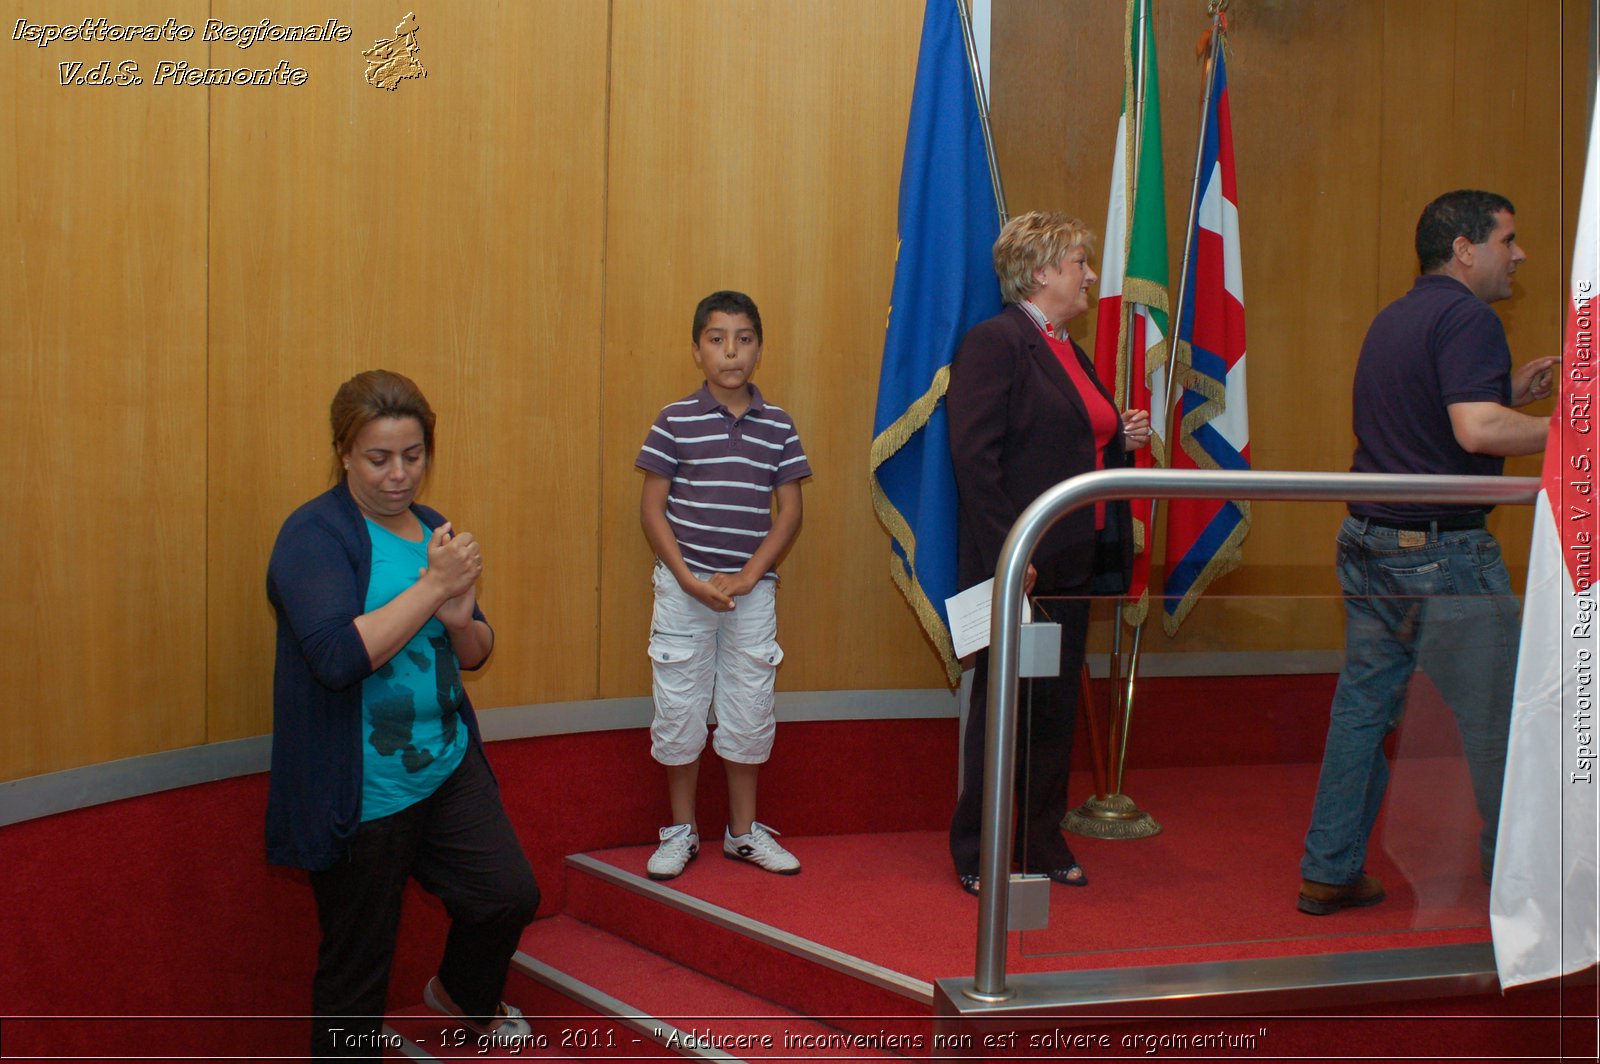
<box><xmin>692</xmin><ymin>290</ymin><xmax>763</xmax><ymax>345</ymax></box>
<box><xmin>1415</xmin><ymin>190</ymin><xmax>1516</xmax><ymax>273</ymax></box>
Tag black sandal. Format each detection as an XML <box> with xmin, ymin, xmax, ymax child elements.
<box><xmin>958</xmin><ymin>873</ymin><xmax>981</xmax><ymax>896</ymax></box>
<box><xmin>1046</xmin><ymin>864</ymin><xmax>1089</xmax><ymax>887</ymax></box>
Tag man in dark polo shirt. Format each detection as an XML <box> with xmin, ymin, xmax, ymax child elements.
<box><xmin>1298</xmin><ymin>190</ymin><xmax>1558</xmax><ymax>915</ymax></box>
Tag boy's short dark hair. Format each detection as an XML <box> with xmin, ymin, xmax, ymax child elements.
<box><xmin>692</xmin><ymin>290</ymin><xmax>763</xmax><ymax>345</ymax></box>
<box><xmin>1415</xmin><ymin>190</ymin><xmax>1515</xmax><ymax>273</ymax></box>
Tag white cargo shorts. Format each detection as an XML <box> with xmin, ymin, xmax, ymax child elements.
<box><xmin>647</xmin><ymin>562</ymin><xmax>783</xmax><ymax>766</ymax></box>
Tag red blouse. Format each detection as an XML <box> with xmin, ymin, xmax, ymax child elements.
<box><xmin>1043</xmin><ymin>331</ymin><xmax>1119</xmax><ymax>527</ymax></box>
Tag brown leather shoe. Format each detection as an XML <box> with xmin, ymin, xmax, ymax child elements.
<box><xmin>1297</xmin><ymin>874</ymin><xmax>1385</xmax><ymax>915</ymax></box>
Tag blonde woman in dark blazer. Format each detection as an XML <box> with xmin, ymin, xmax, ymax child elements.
<box><xmin>947</xmin><ymin>211</ymin><xmax>1151</xmax><ymax>895</ymax></box>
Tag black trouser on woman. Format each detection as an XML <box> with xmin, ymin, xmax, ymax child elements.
<box><xmin>950</xmin><ymin>592</ymin><xmax>1091</xmax><ymax>879</ymax></box>
<box><xmin>308</xmin><ymin>743</ymin><xmax>539</xmax><ymax>1060</ymax></box>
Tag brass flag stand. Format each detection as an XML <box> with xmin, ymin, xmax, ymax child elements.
<box><xmin>1063</xmin><ymin>617</ymin><xmax>1162</xmax><ymax>839</ymax></box>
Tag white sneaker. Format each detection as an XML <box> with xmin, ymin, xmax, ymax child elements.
<box><xmin>646</xmin><ymin>823</ymin><xmax>699</xmax><ymax>880</ymax></box>
<box><xmin>422</xmin><ymin>976</ymin><xmax>531</xmax><ymax>1046</ymax></box>
<box><xmin>723</xmin><ymin>821</ymin><xmax>801</xmax><ymax>875</ymax></box>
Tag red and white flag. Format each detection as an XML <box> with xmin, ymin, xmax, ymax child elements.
<box><xmin>1162</xmin><ymin>38</ymin><xmax>1250</xmax><ymax>636</ymax></box>
<box><xmin>1488</xmin><ymin>81</ymin><xmax>1600</xmax><ymax>988</ymax></box>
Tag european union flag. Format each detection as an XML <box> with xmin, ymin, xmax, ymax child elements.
<box><xmin>869</xmin><ymin>0</ymin><xmax>1003</xmax><ymax>684</ymax></box>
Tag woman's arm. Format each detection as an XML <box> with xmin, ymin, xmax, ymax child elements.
<box><xmin>353</xmin><ymin>522</ymin><xmax>480</xmax><ymax>671</ymax></box>
<box><xmin>947</xmin><ymin>319</ymin><xmax>1021</xmax><ymax>577</ymax></box>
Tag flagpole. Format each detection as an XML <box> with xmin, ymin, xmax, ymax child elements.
<box><xmin>1117</xmin><ymin>8</ymin><xmax>1226</xmax><ymax>782</ymax></box>
<box><xmin>1067</xmin><ymin>0</ymin><xmax>1162</xmax><ymax>841</ymax></box>
<box><xmin>1156</xmin><ymin>7</ymin><xmax>1224</xmax><ymax>469</ymax></box>
<box><xmin>1075</xmin><ymin>1</ymin><xmax>1230</xmax><ymax>837</ymax></box>
<box><xmin>1110</xmin><ymin>0</ymin><xmax>1146</xmax><ymax>804</ymax></box>
<box><xmin>956</xmin><ymin>0</ymin><xmax>1009</xmax><ymax>224</ymax></box>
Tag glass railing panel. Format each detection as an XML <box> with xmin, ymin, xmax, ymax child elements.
<box><xmin>1009</xmin><ymin>588</ymin><xmax>1508</xmax><ymax>963</ymax></box>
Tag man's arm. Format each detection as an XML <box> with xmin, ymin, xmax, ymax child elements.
<box><xmin>1448</xmin><ymin>401</ymin><xmax>1551</xmax><ymax>457</ymax></box>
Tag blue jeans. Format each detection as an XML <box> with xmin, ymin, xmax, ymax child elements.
<box><xmin>1300</xmin><ymin>516</ymin><xmax>1519</xmax><ymax>886</ymax></box>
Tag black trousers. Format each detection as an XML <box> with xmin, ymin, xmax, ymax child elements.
<box><xmin>950</xmin><ymin>594</ymin><xmax>1091</xmax><ymax>878</ymax></box>
<box><xmin>308</xmin><ymin>743</ymin><xmax>539</xmax><ymax>1060</ymax></box>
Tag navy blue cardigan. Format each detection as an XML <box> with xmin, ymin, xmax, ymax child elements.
<box><xmin>265</xmin><ymin>481</ymin><xmax>489</xmax><ymax>870</ymax></box>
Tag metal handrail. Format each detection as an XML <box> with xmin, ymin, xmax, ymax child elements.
<box><xmin>967</xmin><ymin>468</ymin><xmax>1542</xmax><ymax>1002</ymax></box>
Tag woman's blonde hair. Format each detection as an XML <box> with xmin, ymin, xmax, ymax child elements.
<box><xmin>992</xmin><ymin>210</ymin><xmax>1096</xmax><ymax>305</ymax></box>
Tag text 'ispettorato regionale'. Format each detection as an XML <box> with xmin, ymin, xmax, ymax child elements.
<box><xmin>14</xmin><ymin>17</ymin><xmax>354</xmax><ymax>87</ymax></box>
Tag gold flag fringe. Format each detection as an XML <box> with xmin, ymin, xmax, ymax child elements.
<box><xmin>868</xmin><ymin>363</ymin><xmax>964</xmax><ymax>686</ymax></box>
<box><xmin>1161</xmin><ymin>501</ymin><xmax>1250</xmax><ymax>636</ymax></box>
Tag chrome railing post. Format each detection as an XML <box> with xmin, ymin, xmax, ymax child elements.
<box><xmin>968</xmin><ymin>468</ymin><xmax>1539</xmax><ymax>1001</ymax></box>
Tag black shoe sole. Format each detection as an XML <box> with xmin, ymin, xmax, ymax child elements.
<box><xmin>1297</xmin><ymin>890</ymin><xmax>1385</xmax><ymax>915</ymax></box>
<box><xmin>723</xmin><ymin>851</ymin><xmax>801</xmax><ymax>874</ymax></box>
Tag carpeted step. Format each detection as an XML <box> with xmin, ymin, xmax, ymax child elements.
<box><xmin>506</xmin><ymin>913</ymin><xmax>913</xmax><ymax>1059</ymax></box>
<box><xmin>384</xmin><ymin>1001</ymin><xmax>586</xmax><ymax>1059</ymax></box>
<box><xmin>560</xmin><ymin>849</ymin><xmax>935</xmax><ymax>1049</ymax></box>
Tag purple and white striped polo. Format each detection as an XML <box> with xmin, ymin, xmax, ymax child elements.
<box><xmin>635</xmin><ymin>383</ymin><xmax>811</xmax><ymax>578</ymax></box>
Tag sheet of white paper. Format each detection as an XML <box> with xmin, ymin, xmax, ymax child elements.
<box><xmin>945</xmin><ymin>579</ymin><xmax>1031</xmax><ymax>659</ymax></box>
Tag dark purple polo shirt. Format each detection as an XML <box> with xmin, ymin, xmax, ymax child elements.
<box><xmin>1349</xmin><ymin>274</ymin><xmax>1511</xmax><ymax>523</ymax></box>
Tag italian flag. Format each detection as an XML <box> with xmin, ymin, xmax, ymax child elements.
<box><xmin>1093</xmin><ymin>0</ymin><xmax>1169</xmax><ymax>624</ymax></box>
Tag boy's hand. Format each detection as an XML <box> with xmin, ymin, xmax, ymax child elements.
<box><xmin>682</xmin><ymin>574</ymin><xmax>735</xmax><ymax>612</ymax></box>
<box><xmin>709</xmin><ymin>571</ymin><xmax>759</xmax><ymax>600</ymax></box>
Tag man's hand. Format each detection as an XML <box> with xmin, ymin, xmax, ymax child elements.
<box><xmin>1511</xmin><ymin>356</ymin><xmax>1559</xmax><ymax>407</ymax></box>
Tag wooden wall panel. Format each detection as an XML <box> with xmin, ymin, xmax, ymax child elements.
<box><xmin>204</xmin><ymin>1</ymin><xmax>611</xmax><ymax>740</ymax></box>
<box><xmin>2</xmin><ymin>0</ymin><xmax>1590</xmax><ymax>783</ymax></box>
<box><xmin>1</xmin><ymin>1</ymin><xmax>210</xmax><ymax>778</ymax></box>
<box><xmin>595</xmin><ymin>0</ymin><xmax>929</xmax><ymax>698</ymax></box>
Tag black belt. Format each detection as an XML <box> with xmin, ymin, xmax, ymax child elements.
<box><xmin>1362</xmin><ymin>512</ymin><xmax>1486</xmax><ymax>533</ymax></box>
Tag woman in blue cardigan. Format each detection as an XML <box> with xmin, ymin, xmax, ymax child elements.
<box><xmin>266</xmin><ymin>370</ymin><xmax>537</xmax><ymax>1058</ymax></box>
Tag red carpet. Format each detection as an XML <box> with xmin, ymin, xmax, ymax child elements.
<box><xmin>577</xmin><ymin>759</ymin><xmax>1491</xmax><ymax>985</ymax></box>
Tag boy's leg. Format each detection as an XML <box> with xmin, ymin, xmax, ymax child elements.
<box><xmin>710</xmin><ymin>582</ymin><xmax>798</xmax><ymax>872</ymax></box>
<box><xmin>708</xmin><ymin>578</ymin><xmax>780</xmax><ymax>780</ymax></box>
<box><xmin>647</xmin><ymin>563</ymin><xmax>718</xmax><ymax>879</ymax></box>
<box><xmin>648</xmin><ymin>562</ymin><xmax>719</xmax><ymax>808</ymax></box>
<box><xmin>666</xmin><ymin>759</ymin><xmax>701</xmax><ymax>829</ymax></box>
<box><xmin>726</xmin><ymin>760</ymin><xmax>758</xmax><ymax>837</ymax></box>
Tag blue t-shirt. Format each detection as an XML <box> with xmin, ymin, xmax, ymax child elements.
<box><xmin>1349</xmin><ymin>274</ymin><xmax>1510</xmax><ymax>523</ymax></box>
<box><xmin>359</xmin><ymin>516</ymin><xmax>467</xmax><ymax>820</ymax></box>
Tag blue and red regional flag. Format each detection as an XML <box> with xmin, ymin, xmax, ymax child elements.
<box><xmin>1162</xmin><ymin>40</ymin><xmax>1250</xmax><ymax>635</ymax></box>
<box><xmin>1489</xmin><ymin>76</ymin><xmax>1600</xmax><ymax>988</ymax></box>
<box><xmin>1095</xmin><ymin>0</ymin><xmax>1170</xmax><ymax>626</ymax></box>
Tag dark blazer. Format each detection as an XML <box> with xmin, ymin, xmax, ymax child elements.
<box><xmin>947</xmin><ymin>303</ymin><xmax>1135</xmax><ymax>593</ymax></box>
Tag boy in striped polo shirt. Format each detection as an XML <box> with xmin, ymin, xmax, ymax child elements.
<box><xmin>635</xmin><ymin>290</ymin><xmax>812</xmax><ymax>880</ymax></box>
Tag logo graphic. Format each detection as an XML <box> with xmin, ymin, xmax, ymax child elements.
<box><xmin>363</xmin><ymin>12</ymin><xmax>424</xmax><ymax>90</ymax></box>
